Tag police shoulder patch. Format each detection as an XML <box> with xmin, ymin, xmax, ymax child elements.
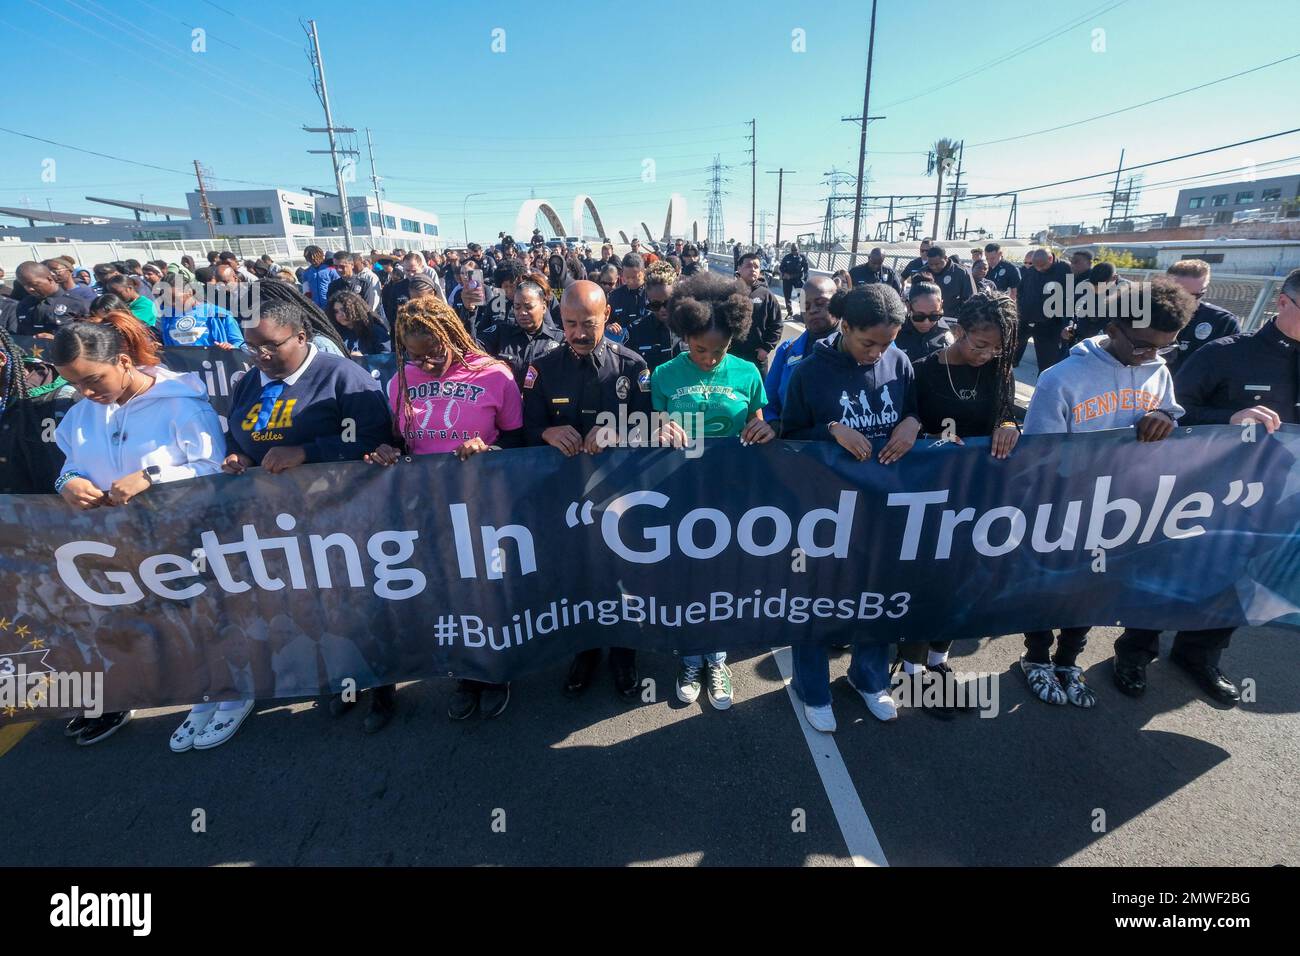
<box><xmin>637</xmin><ymin>368</ymin><xmax>651</xmax><ymax>392</ymax></box>
<box><xmin>523</xmin><ymin>365</ymin><xmax>538</xmax><ymax>389</ymax></box>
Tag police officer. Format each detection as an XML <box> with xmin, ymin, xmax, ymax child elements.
<box><xmin>848</xmin><ymin>247</ymin><xmax>903</xmax><ymax>295</ymax></box>
<box><xmin>1164</xmin><ymin>259</ymin><xmax>1241</xmax><ymax>374</ymax></box>
<box><xmin>733</xmin><ymin>252</ymin><xmax>784</xmax><ymax>372</ymax></box>
<box><xmin>924</xmin><ymin>245</ymin><xmax>975</xmax><ymax>315</ymax></box>
<box><xmin>984</xmin><ymin>242</ymin><xmax>1021</xmax><ymax>300</ymax></box>
<box><xmin>1112</xmin><ymin>267</ymin><xmax>1300</xmax><ymax>706</ymax></box>
<box><xmin>479</xmin><ymin>273</ymin><xmax>563</xmax><ymax>388</ymax></box>
<box><xmin>1015</xmin><ymin>248</ymin><xmax>1073</xmax><ymax>372</ymax></box>
<box><xmin>900</xmin><ymin>238</ymin><xmax>934</xmax><ymax>282</ymax></box>
<box><xmin>778</xmin><ymin>243</ymin><xmax>809</xmax><ymax>312</ymax></box>
<box><xmin>624</xmin><ymin>266</ymin><xmax>684</xmax><ymax>372</ymax></box>
<box><xmin>12</xmin><ymin>262</ymin><xmax>89</xmax><ymax>336</ymax></box>
<box><xmin>607</xmin><ymin>253</ymin><xmax>649</xmax><ymax>342</ymax></box>
<box><xmin>523</xmin><ymin>280</ymin><xmax>651</xmax><ymax>699</ymax></box>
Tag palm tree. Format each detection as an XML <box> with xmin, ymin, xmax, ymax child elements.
<box><xmin>928</xmin><ymin>138</ymin><xmax>960</xmax><ymax>241</ymax></box>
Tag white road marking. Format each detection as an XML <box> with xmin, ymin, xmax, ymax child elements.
<box><xmin>771</xmin><ymin>646</ymin><xmax>889</xmax><ymax>867</ymax></box>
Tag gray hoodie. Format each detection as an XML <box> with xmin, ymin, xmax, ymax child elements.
<box><xmin>1023</xmin><ymin>334</ymin><xmax>1183</xmax><ymax>435</ymax></box>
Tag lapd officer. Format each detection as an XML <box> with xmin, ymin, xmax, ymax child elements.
<box><xmin>923</xmin><ymin>245</ymin><xmax>975</xmax><ymax>317</ymax></box>
<box><xmin>624</xmin><ymin>266</ymin><xmax>684</xmax><ymax>373</ymax></box>
<box><xmin>984</xmin><ymin>242</ymin><xmax>1021</xmax><ymax>300</ymax></box>
<box><xmin>778</xmin><ymin>243</ymin><xmax>810</xmax><ymax>312</ymax></box>
<box><xmin>523</xmin><ymin>280</ymin><xmax>652</xmax><ymax>699</ymax></box>
<box><xmin>1112</xmin><ymin>267</ymin><xmax>1300</xmax><ymax>706</ymax></box>
<box><xmin>479</xmin><ymin>273</ymin><xmax>563</xmax><ymax>388</ymax></box>
<box><xmin>900</xmin><ymin>238</ymin><xmax>934</xmax><ymax>282</ymax></box>
<box><xmin>733</xmin><ymin>252</ymin><xmax>785</xmax><ymax>372</ymax></box>
<box><xmin>849</xmin><ymin>247</ymin><xmax>903</xmax><ymax>295</ymax></box>
<box><xmin>13</xmin><ymin>262</ymin><xmax>90</xmax><ymax>336</ymax></box>
<box><xmin>606</xmin><ymin>252</ymin><xmax>649</xmax><ymax>342</ymax></box>
<box><xmin>1164</xmin><ymin>259</ymin><xmax>1241</xmax><ymax>374</ymax></box>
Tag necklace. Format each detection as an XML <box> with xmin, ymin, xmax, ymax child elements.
<box><xmin>942</xmin><ymin>347</ymin><xmax>982</xmax><ymax>401</ymax></box>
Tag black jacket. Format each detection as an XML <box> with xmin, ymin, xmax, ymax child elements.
<box><xmin>900</xmin><ymin>256</ymin><xmax>928</xmax><ymax>281</ymax></box>
<box><xmin>895</xmin><ymin>321</ymin><xmax>953</xmax><ymax>363</ymax></box>
<box><xmin>522</xmin><ymin>339</ymin><xmax>651</xmax><ymax>444</ymax></box>
<box><xmin>624</xmin><ymin>314</ymin><xmax>684</xmax><ymax>373</ymax></box>
<box><xmin>1174</xmin><ymin>319</ymin><xmax>1299</xmax><ymax>426</ymax></box>
<box><xmin>849</xmin><ymin>263</ymin><xmax>902</xmax><ymax>295</ymax></box>
<box><xmin>1018</xmin><ymin>262</ymin><xmax>1072</xmax><ymax>327</ymax></box>
<box><xmin>0</xmin><ymin>362</ymin><xmax>76</xmax><ymax>494</ymax></box>
<box><xmin>1167</xmin><ymin>301</ymin><xmax>1241</xmax><ymax>375</ymax></box>
<box><xmin>732</xmin><ymin>281</ymin><xmax>785</xmax><ymax>369</ymax></box>
<box><xmin>14</xmin><ymin>290</ymin><xmax>89</xmax><ymax>335</ymax></box>
<box><xmin>607</xmin><ymin>284</ymin><xmax>648</xmax><ymax>332</ymax></box>
<box><xmin>480</xmin><ymin>317</ymin><xmax>564</xmax><ymax>389</ymax></box>
<box><xmin>927</xmin><ymin>260</ymin><xmax>975</xmax><ymax>316</ymax></box>
<box><xmin>779</xmin><ymin>253</ymin><xmax>809</xmax><ymax>283</ymax></box>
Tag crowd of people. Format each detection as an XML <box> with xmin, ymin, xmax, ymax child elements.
<box><xmin>0</xmin><ymin>227</ymin><xmax>1293</xmax><ymax>745</ymax></box>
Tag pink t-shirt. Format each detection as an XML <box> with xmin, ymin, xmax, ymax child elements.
<box><xmin>388</xmin><ymin>354</ymin><xmax>523</xmax><ymax>455</ymax></box>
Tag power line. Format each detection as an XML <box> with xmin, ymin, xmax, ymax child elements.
<box><xmin>967</xmin><ymin>52</ymin><xmax>1300</xmax><ymax>149</ymax></box>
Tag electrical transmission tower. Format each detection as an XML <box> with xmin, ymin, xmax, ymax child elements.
<box><xmin>819</xmin><ymin>167</ymin><xmax>857</xmax><ymax>252</ymax></box>
<box><xmin>705</xmin><ymin>154</ymin><xmax>729</xmax><ymax>251</ymax></box>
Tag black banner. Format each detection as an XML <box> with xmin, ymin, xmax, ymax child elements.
<box><xmin>1</xmin><ymin>427</ymin><xmax>1298</xmax><ymax>718</ymax></box>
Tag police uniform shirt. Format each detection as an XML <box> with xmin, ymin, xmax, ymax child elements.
<box><xmin>624</xmin><ymin>314</ymin><xmax>684</xmax><ymax>373</ymax></box>
<box><xmin>900</xmin><ymin>256</ymin><xmax>928</xmax><ymax>281</ymax></box>
<box><xmin>1168</xmin><ymin>301</ymin><xmax>1241</xmax><ymax>374</ymax></box>
<box><xmin>480</xmin><ymin>317</ymin><xmax>564</xmax><ymax>388</ymax></box>
<box><xmin>779</xmin><ymin>253</ymin><xmax>809</xmax><ymax>284</ymax></box>
<box><xmin>15</xmin><ymin>289</ymin><xmax>90</xmax><ymax>335</ymax></box>
<box><xmin>848</xmin><ymin>263</ymin><xmax>902</xmax><ymax>294</ymax></box>
<box><xmin>1175</xmin><ymin>320</ymin><xmax>1299</xmax><ymax>426</ymax></box>
<box><xmin>607</xmin><ymin>284</ymin><xmax>648</xmax><ymax>331</ymax></box>
<box><xmin>929</xmin><ymin>260</ymin><xmax>976</xmax><ymax>315</ymax></box>
<box><xmin>522</xmin><ymin>338</ymin><xmax>651</xmax><ymax>444</ymax></box>
<box><xmin>987</xmin><ymin>260</ymin><xmax>1021</xmax><ymax>292</ymax></box>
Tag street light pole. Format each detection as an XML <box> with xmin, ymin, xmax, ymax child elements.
<box><xmin>463</xmin><ymin>192</ymin><xmax>486</xmax><ymax>246</ymax></box>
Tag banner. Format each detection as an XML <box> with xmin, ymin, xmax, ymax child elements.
<box><xmin>1</xmin><ymin>428</ymin><xmax>1298</xmax><ymax>719</ymax></box>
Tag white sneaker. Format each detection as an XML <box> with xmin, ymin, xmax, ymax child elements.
<box><xmin>169</xmin><ymin>706</ymin><xmax>216</xmax><ymax>753</ymax></box>
<box><xmin>849</xmin><ymin>675</ymin><xmax>898</xmax><ymax>721</ymax></box>
<box><xmin>803</xmin><ymin>702</ymin><xmax>837</xmax><ymax>733</ymax></box>
<box><xmin>193</xmin><ymin>700</ymin><xmax>255</xmax><ymax>750</ymax></box>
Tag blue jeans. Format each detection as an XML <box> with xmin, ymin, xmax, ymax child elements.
<box><xmin>791</xmin><ymin>641</ymin><xmax>890</xmax><ymax>708</ymax></box>
<box><xmin>682</xmin><ymin>652</ymin><xmax>725</xmax><ymax>667</ymax></box>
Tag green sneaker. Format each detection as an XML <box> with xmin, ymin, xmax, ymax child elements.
<box><xmin>706</xmin><ymin>662</ymin><xmax>733</xmax><ymax>710</ymax></box>
<box><xmin>676</xmin><ymin>660</ymin><xmax>702</xmax><ymax>704</ymax></box>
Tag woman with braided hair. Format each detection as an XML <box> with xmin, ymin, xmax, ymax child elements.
<box><xmin>252</xmin><ymin>278</ymin><xmax>349</xmax><ymax>356</ymax></box>
<box><xmin>366</xmin><ymin>296</ymin><xmax>523</xmax><ymax>723</ymax></box>
<box><xmin>898</xmin><ymin>291</ymin><xmax>1021</xmax><ymax>715</ymax></box>
<box><xmin>0</xmin><ymin>325</ymin><xmax>78</xmax><ymax>493</ymax></box>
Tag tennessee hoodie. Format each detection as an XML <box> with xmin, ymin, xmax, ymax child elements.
<box><xmin>779</xmin><ymin>334</ymin><xmax>918</xmax><ymax>443</ymax></box>
<box><xmin>54</xmin><ymin>365</ymin><xmax>225</xmax><ymax>491</ymax></box>
<box><xmin>1023</xmin><ymin>334</ymin><xmax>1184</xmax><ymax>435</ymax></box>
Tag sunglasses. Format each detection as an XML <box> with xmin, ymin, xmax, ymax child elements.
<box><xmin>647</xmin><ymin>299</ymin><xmax>669</xmax><ymax>311</ymax></box>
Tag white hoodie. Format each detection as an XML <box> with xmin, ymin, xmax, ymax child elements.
<box><xmin>55</xmin><ymin>366</ymin><xmax>225</xmax><ymax>491</ymax></box>
<box><xmin>1024</xmin><ymin>335</ymin><xmax>1184</xmax><ymax>436</ymax></box>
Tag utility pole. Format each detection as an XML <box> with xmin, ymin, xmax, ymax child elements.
<box><xmin>747</xmin><ymin>119</ymin><xmax>756</xmax><ymax>248</ymax></box>
<box><xmin>766</xmin><ymin>168</ymin><xmax>796</xmax><ymax>250</ymax></box>
<box><xmin>848</xmin><ymin>0</ymin><xmax>878</xmax><ymax>258</ymax></box>
<box><xmin>1106</xmin><ymin>148</ymin><xmax>1125</xmax><ymax>230</ymax></box>
<box><xmin>303</xmin><ymin>19</ymin><xmax>356</xmax><ymax>249</ymax></box>
<box><xmin>1004</xmin><ymin>194</ymin><xmax>1018</xmax><ymax>239</ymax></box>
<box><xmin>193</xmin><ymin>160</ymin><xmax>216</xmax><ymax>239</ymax></box>
<box><xmin>945</xmin><ymin>140</ymin><xmax>965</xmax><ymax>240</ymax></box>
<box><xmin>365</xmin><ymin>127</ymin><xmax>387</xmax><ymax>240</ymax></box>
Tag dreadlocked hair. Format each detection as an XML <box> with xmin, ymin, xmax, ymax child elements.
<box><xmin>953</xmin><ymin>292</ymin><xmax>1019</xmax><ymax>433</ymax></box>
<box><xmin>50</xmin><ymin>311</ymin><xmax>162</xmax><ymax>369</ymax></box>
<box><xmin>0</xmin><ymin>325</ymin><xmax>31</xmax><ymax>407</ymax></box>
<box><xmin>392</xmin><ymin>297</ymin><xmax>498</xmax><ymax>438</ymax></box>
<box><xmin>252</xmin><ymin>278</ymin><xmax>348</xmax><ymax>353</ymax></box>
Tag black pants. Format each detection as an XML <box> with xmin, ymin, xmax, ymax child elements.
<box><xmin>1015</xmin><ymin>321</ymin><xmax>1068</xmax><ymax>373</ymax></box>
<box><xmin>1023</xmin><ymin>627</ymin><xmax>1090</xmax><ymax>668</ymax></box>
<box><xmin>781</xmin><ymin>278</ymin><xmax>802</xmax><ymax>311</ymax></box>
<box><xmin>898</xmin><ymin>640</ymin><xmax>953</xmax><ymax>666</ymax></box>
<box><xmin>1114</xmin><ymin>627</ymin><xmax>1234</xmax><ymax>667</ymax></box>
<box><xmin>572</xmin><ymin>647</ymin><xmax>636</xmax><ymax>667</ymax></box>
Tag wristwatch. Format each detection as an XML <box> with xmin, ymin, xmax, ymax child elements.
<box><xmin>143</xmin><ymin>465</ymin><xmax>163</xmax><ymax>485</ymax></box>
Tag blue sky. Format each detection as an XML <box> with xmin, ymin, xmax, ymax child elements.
<box><xmin>3</xmin><ymin>0</ymin><xmax>1298</xmax><ymax>246</ymax></box>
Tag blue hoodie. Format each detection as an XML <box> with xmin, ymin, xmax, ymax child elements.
<box><xmin>763</xmin><ymin>326</ymin><xmax>837</xmax><ymax>420</ymax></box>
<box><xmin>779</xmin><ymin>332</ymin><xmax>918</xmax><ymax>443</ymax></box>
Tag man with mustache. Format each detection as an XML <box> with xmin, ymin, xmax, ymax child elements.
<box><xmin>522</xmin><ymin>280</ymin><xmax>652</xmax><ymax>700</ymax></box>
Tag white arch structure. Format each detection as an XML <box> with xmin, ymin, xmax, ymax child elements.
<box><xmin>571</xmin><ymin>195</ymin><xmax>607</xmax><ymax>240</ymax></box>
<box><xmin>514</xmin><ymin>193</ymin><xmax>696</xmax><ymax>245</ymax></box>
<box><xmin>514</xmin><ymin>199</ymin><xmax>568</xmax><ymax>241</ymax></box>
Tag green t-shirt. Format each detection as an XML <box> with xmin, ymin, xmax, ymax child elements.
<box><xmin>130</xmin><ymin>294</ymin><xmax>158</xmax><ymax>328</ymax></box>
<box><xmin>651</xmin><ymin>352</ymin><xmax>767</xmax><ymax>438</ymax></box>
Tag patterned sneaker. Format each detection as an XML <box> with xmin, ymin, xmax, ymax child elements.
<box><xmin>676</xmin><ymin>660</ymin><xmax>703</xmax><ymax>704</ymax></box>
<box><xmin>706</xmin><ymin>662</ymin><xmax>733</xmax><ymax>710</ymax></box>
<box><xmin>1020</xmin><ymin>656</ymin><xmax>1067</xmax><ymax>705</ymax></box>
<box><xmin>1056</xmin><ymin>665</ymin><xmax>1097</xmax><ymax>708</ymax></box>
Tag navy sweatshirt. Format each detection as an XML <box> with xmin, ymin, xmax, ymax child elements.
<box><xmin>779</xmin><ymin>334</ymin><xmax>918</xmax><ymax>443</ymax></box>
<box><xmin>226</xmin><ymin>349</ymin><xmax>393</xmax><ymax>465</ymax></box>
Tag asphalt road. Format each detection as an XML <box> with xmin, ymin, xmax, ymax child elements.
<box><xmin>0</xmin><ymin>623</ymin><xmax>1295</xmax><ymax>867</ymax></box>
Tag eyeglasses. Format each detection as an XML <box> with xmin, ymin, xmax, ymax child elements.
<box><xmin>647</xmin><ymin>299</ymin><xmax>669</xmax><ymax>311</ymax></box>
<box><xmin>240</xmin><ymin>333</ymin><xmax>299</xmax><ymax>357</ymax></box>
<box><xmin>1113</xmin><ymin>323</ymin><xmax>1177</xmax><ymax>356</ymax></box>
<box><xmin>965</xmin><ymin>345</ymin><xmax>1004</xmax><ymax>358</ymax></box>
<box><xmin>911</xmin><ymin>311</ymin><xmax>942</xmax><ymax>322</ymax></box>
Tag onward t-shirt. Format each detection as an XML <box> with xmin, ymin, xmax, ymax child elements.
<box><xmin>387</xmin><ymin>354</ymin><xmax>522</xmax><ymax>454</ymax></box>
<box><xmin>651</xmin><ymin>352</ymin><xmax>766</xmax><ymax>438</ymax></box>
